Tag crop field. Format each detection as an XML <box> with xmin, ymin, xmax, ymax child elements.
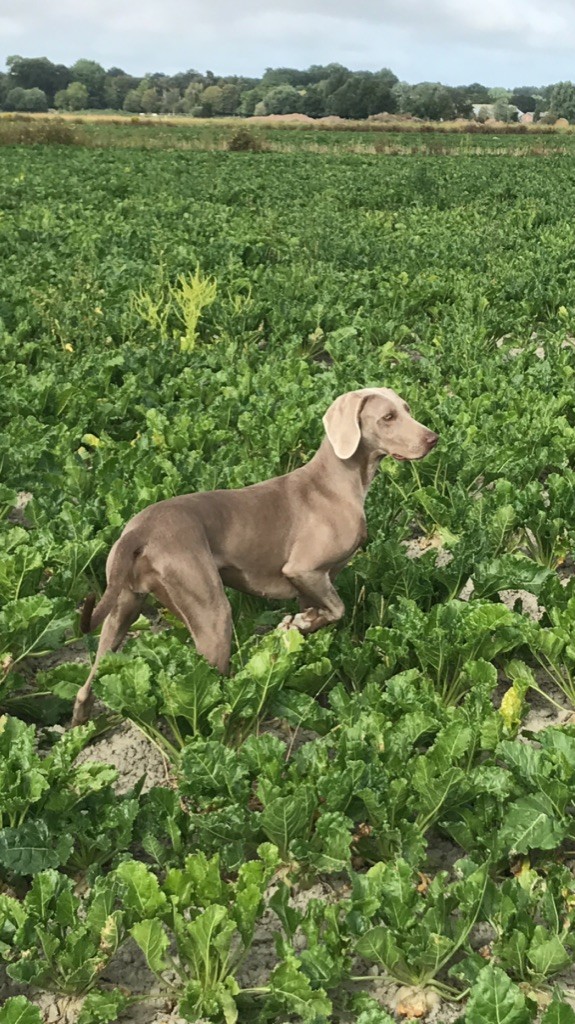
<box><xmin>2</xmin><ymin>140</ymin><xmax>575</xmax><ymax>1024</ymax></box>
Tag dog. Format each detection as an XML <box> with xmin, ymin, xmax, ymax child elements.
<box><xmin>72</xmin><ymin>388</ymin><xmax>438</xmax><ymax>725</ymax></box>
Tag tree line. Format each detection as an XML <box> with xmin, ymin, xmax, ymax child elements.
<box><xmin>2</xmin><ymin>56</ymin><xmax>575</xmax><ymax>122</ymax></box>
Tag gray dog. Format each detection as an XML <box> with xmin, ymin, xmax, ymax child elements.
<box><xmin>72</xmin><ymin>388</ymin><xmax>438</xmax><ymax>725</ymax></box>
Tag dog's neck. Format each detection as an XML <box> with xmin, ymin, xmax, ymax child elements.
<box><xmin>308</xmin><ymin>438</ymin><xmax>382</xmax><ymax>504</ymax></box>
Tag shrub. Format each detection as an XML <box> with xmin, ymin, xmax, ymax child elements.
<box><xmin>227</xmin><ymin>127</ymin><xmax>263</xmax><ymax>151</ymax></box>
<box><xmin>0</xmin><ymin>117</ymin><xmax>77</xmax><ymax>146</ymax></box>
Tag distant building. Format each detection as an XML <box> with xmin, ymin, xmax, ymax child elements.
<box><xmin>471</xmin><ymin>102</ymin><xmax>531</xmax><ymax>122</ymax></box>
<box><xmin>472</xmin><ymin>103</ymin><xmax>494</xmax><ymax>119</ymax></box>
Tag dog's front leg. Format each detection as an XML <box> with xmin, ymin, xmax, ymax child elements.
<box><xmin>279</xmin><ymin>565</ymin><xmax>345</xmax><ymax>634</ymax></box>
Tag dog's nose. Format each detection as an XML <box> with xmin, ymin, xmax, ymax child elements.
<box><xmin>426</xmin><ymin>431</ymin><xmax>439</xmax><ymax>449</ymax></box>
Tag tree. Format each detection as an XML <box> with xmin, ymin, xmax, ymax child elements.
<box><xmin>261</xmin><ymin>67</ymin><xmax>307</xmax><ymax>88</ymax></box>
<box><xmin>327</xmin><ymin>69</ymin><xmax>398</xmax><ymax>119</ymax></box>
<box><xmin>5</xmin><ymin>86</ymin><xmax>26</xmax><ymax>110</ymax></box>
<box><xmin>239</xmin><ymin>87</ymin><xmax>264</xmax><ymax>116</ymax></box>
<box><xmin>146</xmin><ymin>71</ymin><xmax>168</xmax><ymax>91</ymax></box>
<box><xmin>317</xmin><ymin>65</ymin><xmax>351</xmax><ymax>100</ymax></box>
<box><xmin>449</xmin><ymin>87</ymin><xmax>473</xmax><ymax>118</ymax></box>
<box><xmin>306</xmin><ymin>63</ymin><xmax>350</xmax><ymax>87</ymax></box>
<box><xmin>299</xmin><ymin>86</ymin><xmax>326</xmax><ymax>118</ymax></box>
<box><xmin>168</xmin><ymin>69</ymin><xmax>204</xmax><ymax>93</ymax></box>
<box><xmin>260</xmin><ymin>84</ymin><xmax>302</xmax><ymax>115</ymax></box>
<box><xmin>550</xmin><ymin>81</ymin><xmax>575</xmax><ymax>122</ymax></box>
<box><xmin>464</xmin><ymin>82</ymin><xmax>491</xmax><ymax>103</ymax></box>
<box><xmin>5</xmin><ymin>86</ymin><xmax>48</xmax><ymax>111</ymax></box>
<box><xmin>510</xmin><ymin>90</ymin><xmax>538</xmax><ymax>112</ymax></box>
<box><xmin>54</xmin><ymin>81</ymin><xmax>88</xmax><ymax>110</ymax></box>
<box><xmin>537</xmin><ymin>83</ymin><xmax>556</xmax><ymax>103</ymax></box>
<box><xmin>103</xmin><ymin>71</ymin><xmax>140</xmax><ymax>110</ymax></box>
<box><xmin>139</xmin><ymin>87</ymin><xmax>161</xmax><ymax>113</ymax></box>
<box><xmin>395</xmin><ymin>82</ymin><xmax>468</xmax><ymax>121</ymax></box>
<box><xmin>488</xmin><ymin>87</ymin><xmax>511</xmax><ymax>102</ymax></box>
<box><xmin>161</xmin><ymin>88</ymin><xmax>182</xmax><ymax>114</ymax></box>
<box><xmin>493</xmin><ymin>99</ymin><xmax>517</xmax><ymax>122</ymax></box>
<box><xmin>533</xmin><ymin>98</ymin><xmax>547</xmax><ymax>123</ymax></box>
<box><xmin>70</xmin><ymin>59</ymin><xmax>106</xmax><ymax>107</ymax></box>
<box><xmin>123</xmin><ymin>89</ymin><xmax>142</xmax><ymax>113</ymax></box>
<box><xmin>476</xmin><ymin>105</ymin><xmax>491</xmax><ymax>123</ymax></box>
<box><xmin>326</xmin><ymin>76</ymin><xmax>366</xmax><ymax>118</ymax></box>
<box><xmin>25</xmin><ymin>88</ymin><xmax>48</xmax><ymax>111</ymax></box>
<box><xmin>180</xmin><ymin>82</ymin><xmax>205</xmax><ymax>114</ymax></box>
<box><xmin>120</xmin><ymin>78</ymin><xmax>162</xmax><ymax>114</ymax></box>
<box><xmin>219</xmin><ymin>83</ymin><xmax>241</xmax><ymax>115</ymax></box>
<box><xmin>198</xmin><ymin>85</ymin><xmax>224</xmax><ymax>116</ymax></box>
<box><xmin>6</xmin><ymin>56</ymin><xmax>69</xmax><ymax>104</ymax></box>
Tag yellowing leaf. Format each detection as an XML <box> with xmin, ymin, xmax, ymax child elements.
<box><xmin>499</xmin><ymin>684</ymin><xmax>524</xmax><ymax>731</ymax></box>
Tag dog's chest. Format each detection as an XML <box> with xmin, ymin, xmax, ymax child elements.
<box><xmin>219</xmin><ymin>564</ymin><xmax>298</xmax><ymax>601</ymax></box>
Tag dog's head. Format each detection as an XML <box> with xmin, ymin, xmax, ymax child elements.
<box><xmin>323</xmin><ymin>387</ymin><xmax>438</xmax><ymax>462</ymax></box>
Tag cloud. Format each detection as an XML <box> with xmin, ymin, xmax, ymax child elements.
<box><xmin>2</xmin><ymin>0</ymin><xmax>575</xmax><ymax>84</ymax></box>
<box><xmin>0</xmin><ymin>16</ymin><xmax>22</xmax><ymax>37</ymax></box>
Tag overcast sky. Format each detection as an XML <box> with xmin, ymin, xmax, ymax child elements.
<box><xmin>1</xmin><ymin>0</ymin><xmax>573</xmax><ymax>86</ymax></box>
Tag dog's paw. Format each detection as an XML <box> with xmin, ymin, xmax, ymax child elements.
<box><xmin>277</xmin><ymin>614</ymin><xmax>298</xmax><ymax>631</ymax></box>
<box><xmin>277</xmin><ymin>609</ymin><xmax>318</xmax><ymax>633</ymax></box>
<box><xmin>70</xmin><ymin>710</ymin><xmax>90</xmax><ymax>729</ymax></box>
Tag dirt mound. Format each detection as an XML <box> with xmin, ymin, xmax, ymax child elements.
<box><xmin>250</xmin><ymin>112</ymin><xmax>318</xmax><ymax>124</ymax></box>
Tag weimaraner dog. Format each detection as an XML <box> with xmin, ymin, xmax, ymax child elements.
<box><xmin>72</xmin><ymin>387</ymin><xmax>438</xmax><ymax>725</ymax></box>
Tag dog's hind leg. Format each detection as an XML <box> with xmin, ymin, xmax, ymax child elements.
<box><xmin>72</xmin><ymin>588</ymin><xmax>145</xmax><ymax>727</ymax></box>
<box><xmin>150</xmin><ymin>552</ymin><xmax>233</xmax><ymax>675</ymax></box>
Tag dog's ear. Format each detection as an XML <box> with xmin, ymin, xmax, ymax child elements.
<box><xmin>323</xmin><ymin>391</ymin><xmax>368</xmax><ymax>460</ymax></box>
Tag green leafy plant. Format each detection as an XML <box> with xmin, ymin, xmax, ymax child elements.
<box><xmin>525</xmin><ymin>596</ymin><xmax>575</xmax><ymax>707</ymax></box>
<box><xmin>133</xmin><ymin>266</ymin><xmax>217</xmax><ymax>353</ymax></box>
<box><xmin>381</xmin><ymin>599</ymin><xmax>529</xmax><ymax>703</ymax></box>
<box><xmin>0</xmin><ymin>868</ymin><xmax>134</xmax><ymax>994</ymax></box>
<box><xmin>76</xmin><ymin>990</ymin><xmax>132</xmax><ymax>1024</ymax></box>
<box><xmin>0</xmin><ymin>990</ymin><xmax>130</xmax><ymax>1024</ymax></box>
<box><xmin>442</xmin><ymin>724</ymin><xmax>575</xmax><ymax>862</ymax></box>
<box><xmin>517</xmin><ymin>473</ymin><xmax>575</xmax><ymax>568</ymax></box>
<box><xmin>489</xmin><ymin>864</ymin><xmax>575</xmax><ymax>987</ymax></box>
<box><xmin>350</xmin><ymin>857</ymin><xmax>490</xmax><ymax>998</ymax></box>
<box><xmin>178</xmin><ymin>668</ymin><xmax>511</xmax><ymax>872</ymax></box>
<box><xmin>0</xmin><ymin>715</ymin><xmax>141</xmax><ymax>880</ymax></box>
<box><xmin>125</xmin><ymin>844</ymin><xmax>324</xmax><ymax>1023</ymax></box>
<box><xmin>462</xmin><ymin>964</ymin><xmax>575</xmax><ymax>1023</ymax></box>
<box><xmin>0</xmin><ymin>998</ymin><xmax>42</xmax><ymax>1024</ymax></box>
<box><xmin>463</xmin><ymin>963</ymin><xmax>537</xmax><ymax>1024</ymax></box>
<box><xmin>0</xmin><ymin>595</ymin><xmax>76</xmax><ymax>718</ymax></box>
<box><xmin>94</xmin><ymin>627</ymin><xmax>332</xmax><ymax>759</ymax></box>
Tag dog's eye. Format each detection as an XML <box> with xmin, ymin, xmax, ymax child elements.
<box><xmin>383</xmin><ymin>413</ymin><xmax>395</xmax><ymax>422</ymax></box>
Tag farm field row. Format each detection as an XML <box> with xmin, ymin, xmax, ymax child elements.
<box><xmin>1</xmin><ymin>144</ymin><xmax>575</xmax><ymax>1023</ymax></box>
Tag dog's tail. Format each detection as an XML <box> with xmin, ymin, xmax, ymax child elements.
<box><xmin>80</xmin><ymin>593</ymin><xmax>98</xmax><ymax>634</ymax></box>
<box><xmin>80</xmin><ymin>533</ymin><xmax>141</xmax><ymax>634</ymax></box>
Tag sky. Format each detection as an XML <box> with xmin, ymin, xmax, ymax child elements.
<box><xmin>1</xmin><ymin>0</ymin><xmax>574</xmax><ymax>87</ymax></box>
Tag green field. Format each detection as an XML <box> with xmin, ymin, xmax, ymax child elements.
<box><xmin>2</xmin><ymin>141</ymin><xmax>575</xmax><ymax>1023</ymax></box>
